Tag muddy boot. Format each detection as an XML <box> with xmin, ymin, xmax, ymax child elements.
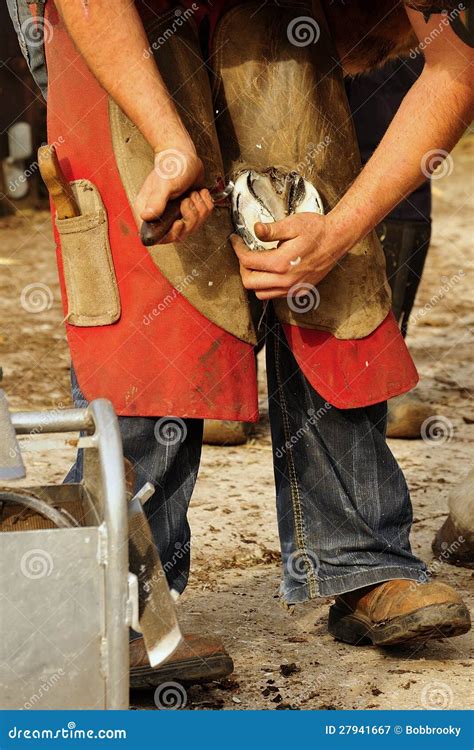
<box><xmin>386</xmin><ymin>392</ymin><xmax>435</xmax><ymax>439</ymax></box>
<box><xmin>203</xmin><ymin>419</ymin><xmax>251</xmax><ymax>446</ymax></box>
<box><xmin>432</xmin><ymin>469</ymin><xmax>474</xmax><ymax>568</ymax></box>
<box><xmin>130</xmin><ymin>634</ymin><xmax>233</xmax><ymax>689</ymax></box>
<box><xmin>328</xmin><ymin>580</ymin><xmax>471</xmax><ymax>646</ymax></box>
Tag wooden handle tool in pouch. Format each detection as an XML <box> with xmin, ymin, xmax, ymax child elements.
<box><xmin>38</xmin><ymin>144</ymin><xmax>80</xmax><ymax>220</ymax></box>
<box><xmin>140</xmin><ymin>179</ymin><xmax>234</xmax><ymax>247</ymax></box>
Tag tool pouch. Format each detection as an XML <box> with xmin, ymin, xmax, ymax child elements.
<box><xmin>55</xmin><ymin>180</ymin><xmax>121</xmax><ymax>326</ymax></box>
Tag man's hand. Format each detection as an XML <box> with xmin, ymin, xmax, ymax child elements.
<box><xmin>231</xmin><ymin>212</ymin><xmax>345</xmax><ymax>300</ymax></box>
<box><xmin>54</xmin><ymin>0</ymin><xmax>214</xmax><ymax>244</ymax></box>
<box><xmin>135</xmin><ymin>147</ymin><xmax>214</xmax><ymax>244</ymax></box>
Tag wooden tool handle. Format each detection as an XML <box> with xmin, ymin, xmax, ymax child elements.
<box><xmin>38</xmin><ymin>144</ymin><xmax>80</xmax><ymax>220</ymax></box>
<box><xmin>139</xmin><ymin>189</ymin><xmax>195</xmax><ymax>246</ymax></box>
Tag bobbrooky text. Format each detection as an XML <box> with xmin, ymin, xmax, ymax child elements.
<box><xmin>406</xmin><ymin>725</ymin><xmax>461</xmax><ymax>737</ymax></box>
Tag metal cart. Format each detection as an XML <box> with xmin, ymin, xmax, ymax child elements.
<box><xmin>0</xmin><ymin>399</ymin><xmax>133</xmax><ymax>709</ymax></box>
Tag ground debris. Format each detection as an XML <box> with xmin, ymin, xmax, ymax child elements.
<box><xmin>280</xmin><ymin>663</ymin><xmax>301</xmax><ymax>677</ymax></box>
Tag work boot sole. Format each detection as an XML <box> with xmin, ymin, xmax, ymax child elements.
<box><xmin>328</xmin><ymin>602</ymin><xmax>471</xmax><ymax>646</ymax></box>
<box><xmin>130</xmin><ymin>652</ymin><xmax>234</xmax><ymax>689</ymax></box>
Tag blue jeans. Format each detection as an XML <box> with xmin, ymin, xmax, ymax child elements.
<box><xmin>68</xmin><ymin>310</ymin><xmax>426</xmax><ymax>602</ymax></box>
<box><xmin>6</xmin><ymin>0</ymin><xmax>48</xmax><ymax>99</ymax></box>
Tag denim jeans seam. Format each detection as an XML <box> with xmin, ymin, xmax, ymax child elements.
<box><xmin>316</xmin><ymin>564</ymin><xmax>425</xmax><ymax>583</ymax></box>
<box><xmin>274</xmin><ymin>328</ymin><xmax>318</xmax><ymax>599</ymax></box>
<box><xmin>284</xmin><ymin>566</ymin><xmax>425</xmax><ymax>600</ymax></box>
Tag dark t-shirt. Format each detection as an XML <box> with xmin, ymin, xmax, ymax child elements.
<box><xmin>346</xmin><ymin>55</ymin><xmax>432</xmax><ymax>222</ymax></box>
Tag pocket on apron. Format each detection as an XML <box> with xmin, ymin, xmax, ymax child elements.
<box><xmin>55</xmin><ymin>179</ymin><xmax>121</xmax><ymax>326</ymax></box>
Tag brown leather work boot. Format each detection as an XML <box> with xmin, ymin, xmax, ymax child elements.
<box><xmin>130</xmin><ymin>634</ymin><xmax>234</xmax><ymax>689</ymax></box>
<box><xmin>328</xmin><ymin>580</ymin><xmax>471</xmax><ymax>646</ymax></box>
<box><xmin>203</xmin><ymin>419</ymin><xmax>250</xmax><ymax>446</ymax></box>
<box><xmin>386</xmin><ymin>392</ymin><xmax>434</xmax><ymax>439</ymax></box>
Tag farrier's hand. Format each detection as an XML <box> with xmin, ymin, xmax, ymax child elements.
<box><xmin>135</xmin><ymin>146</ymin><xmax>214</xmax><ymax>243</ymax></box>
<box><xmin>231</xmin><ymin>212</ymin><xmax>347</xmax><ymax>300</ymax></box>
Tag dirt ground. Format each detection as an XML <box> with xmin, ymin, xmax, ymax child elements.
<box><xmin>0</xmin><ymin>136</ymin><xmax>472</xmax><ymax>711</ymax></box>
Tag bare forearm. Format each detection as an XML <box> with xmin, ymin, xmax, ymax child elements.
<box><xmin>329</xmin><ymin>65</ymin><xmax>473</xmax><ymax>253</ymax></box>
<box><xmin>54</xmin><ymin>0</ymin><xmax>193</xmax><ymax>152</ymax></box>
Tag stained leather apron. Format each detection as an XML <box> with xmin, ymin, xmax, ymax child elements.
<box><xmin>44</xmin><ymin>0</ymin><xmax>417</xmax><ymax>416</ymax></box>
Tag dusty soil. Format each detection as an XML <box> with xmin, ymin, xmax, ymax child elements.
<box><xmin>0</xmin><ymin>136</ymin><xmax>472</xmax><ymax>711</ymax></box>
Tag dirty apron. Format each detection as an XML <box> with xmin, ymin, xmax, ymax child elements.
<box><xmin>44</xmin><ymin>0</ymin><xmax>417</xmax><ymax>418</ymax></box>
